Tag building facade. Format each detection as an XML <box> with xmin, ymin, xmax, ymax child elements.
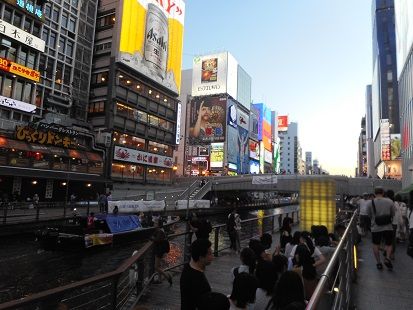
<box><xmin>365</xmin><ymin>85</ymin><xmax>375</xmax><ymax>177</ymax></box>
<box><xmin>395</xmin><ymin>0</ymin><xmax>413</xmax><ymax>188</ymax></box>
<box><xmin>371</xmin><ymin>0</ymin><xmax>402</xmax><ymax>179</ymax></box>
<box><xmin>357</xmin><ymin>116</ymin><xmax>367</xmax><ymax>176</ymax></box>
<box><xmin>279</xmin><ymin>122</ymin><xmax>298</xmax><ymax>174</ymax></box>
<box><xmin>89</xmin><ymin>0</ymin><xmax>185</xmax><ymax>189</ymax></box>
<box><xmin>305</xmin><ymin>151</ymin><xmax>312</xmax><ymax>174</ymax></box>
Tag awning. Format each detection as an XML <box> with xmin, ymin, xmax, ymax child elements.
<box><xmin>0</xmin><ymin>137</ymin><xmax>31</xmax><ymax>152</ymax></box>
<box><xmin>68</xmin><ymin>149</ymin><xmax>88</xmax><ymax>160</ymax></box>
<box><xmin>85</xmin><ymin>151</ymin><xmax>103</xmax><ymax>162</ymax></box>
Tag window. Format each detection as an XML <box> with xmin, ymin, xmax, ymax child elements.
<box><xmin>22</xmin><ymin>84</ymin><xmax>32</xmax><ymax>103</ymax></box>
<box><xmin>93</xmin><ymin>72</ymin><xmax>108</xmax><ymax>84</ymax></box>
<box><xmin>62</xmin><ymin>12</ymin><xmax>68</xmax><ymax>28</ymax></box>
<box><xmin>64</xmin><ymin>66</ymin><xmax>71</xmax><ymax>85</ymax></box>
<box><xmin>3</xmin><ymin>7</ymin><xmax>12</xmax><ymax>23</ymax></box>
<box><xmin>66</xmin><ymin>40</ymin><xmax>73</xmax><ymax>57</ymax></box>
<box><xmin>14</xmin><ymin>80</ymin><xmax>24</xmax><ymax>101</ymax></box>
<box><xmin>24</xmin><ymin>19</ymin><xmax>32</xmax><ymax>32</ymax></box>
<box><xmin>27</xmin><ymin>51</ymin><xmax>36</xmax><ymax>69</ymax></box>
<box><xmin>59</xmin><ymin>37</ymin><xmax>65</xmax><ymax>54</ymax></box>
<box><xmin>68</xmin><ymin>18</ymin><xmax>76</xmax><ymax>32</ymax></box>
<box><xmin>52</xmin><ymin>9</ymin><xmax>60</xmax><ymax>23</ymax></box>
<box><xmin>33</xmin><ymin>22</ymin><xmax>41</xmax><ymax>37</ymax></box>
<box><xmin>3</xmin><ymin>77</ymin><xmax>13</xmax><ymax>97</ymax></box>
<box><xmin>17</xmin><ymin>47</ymin><xmax>27</xmax><ymax>65</ymax></box>
<box><xmin>13</xmin><ymin>13</ymin><xmax>22</xmax><ymax>27</ymax></box>
<box><xmin>55</xmin><ymin>62</ymin><xmax>63</xmax><ymax>84</ymax></box>
<box><xmin>49</xmin><ymin>32</ymin><xmax>56</xmax><ymax>49</ymax></box>
<box><xmin>89</xmin><ymin>101</ymin><xmax>104</xmax><ymax>113</ymax></box>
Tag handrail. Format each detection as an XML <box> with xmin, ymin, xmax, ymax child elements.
<box><xmin>177</xmin><ymin>180</ymin><xmax>198</xmax><ymax>200</ymax></box>
<box><xmin>306</xmin><ymin>210</ymin><xmax>358</xmax><ymax>309</ymax></box>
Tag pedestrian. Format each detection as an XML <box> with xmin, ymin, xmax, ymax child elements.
<box><xmin>152</xmin><ymin>228</ymin><xmax>172</xmax><ymax>286</ymax></box>
<box><xmin>226</xmin><ymin>209</ymin><xmax>237</xmax><ymax>251</ymax></box>
<box><xmin>98</xmin><ymin>193</ymin><xmax>107</xmax><ymax>213</ymax></box>
<box><xmin>69</xmin><ymin>193</ymin><xmax>76</xmax><ymax>211</ymax></box>
<box><xmin>280</xmin><ymin>217</ymin><xmax>293</xmax><ymax>252</ymax></box>
<box><xmin>180</xmin><ymin>239</ymin><xmax>213</xmax><ymax>310</ymax></box>
<box><xmin>87</xmin><ymin>212</ymin><xmax>96</xmax><ymax>231</ymax></box>
<box><xmin>112</xmin><ymin>205</ymin><xmax>119</xmax><ymax>215</ymax></box>
<box><xmin>266</xmin><ymin>271</ymin><xmax>306</xmax><ymax>310</ymax></box>
<box><xmin>228</xmin><ymin>273</ymin><xmax>258</xmax><ymax>310</ymax></box>
<box><xmin>234</xmin><ymin>212</ymin><xmax>241</xmax><ymax>253</ymax></box>
<box><xmin>367</xmin><ymin>187</ymin><xmax>395</xmax><ymax>270</ymax></box>
<box><xmin>358</xmin><ymin>193</ymin><xmax>371</xmax><ymax>236</ymax></box>
<box><xmin>395</xmin><ymin>194</ymin><xmax>407</xmax><ymax>242</ymax></box>
<box><xmin>33</xmin><ymin>193</ymin><xmax>39</xmax><ymax>207</ymax></box>
<box><xmin>230</xmin><ymin>247</ymin><xmax>256</xmax><ymax>282</ymax></box>
<box><xmin>190</xmin><ymin>216</ymin><xmax>212</xmax><ymax>240</ymax></box>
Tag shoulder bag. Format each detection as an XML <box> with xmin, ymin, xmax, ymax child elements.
<box><xmin>372</xmin><ymin>199</ymin><xmax>392</xmax><ymax>226</ymax></box>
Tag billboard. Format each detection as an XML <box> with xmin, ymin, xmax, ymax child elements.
<box><xmin>237</xmin><ymin>126</ymin><xmax>249</xmax><ymax>174</ymax></box>
<box><xmin>380</xmin><ymin>119</ymin><xmax>391</xmax><ymax>161</ymax></box>
<box><xmin>278</xmin><ymin>115</ymin><xmax>288</xmax><ymax>132</ymax></box>
<box><xmin>188</xmin><ymin>96</ymin><xmax>226</xmax><ymax>144</ymax></box>
<box><xmin>175</xmin><ymin>102</ymin><xmax>181</xmax><ymax>144</ymax></box>
<box><xmin>249</xmin><ymin>140</ymin><xmax>260</xmax><ymax>160</ymax></box>
<box><xmin>253</xmin><ymin>103</ymin><xmax>272</xmax><ymax>151</ymax></box>
<box><xmin>118</xmin><ymin>0</ymin><xmax>185</xmax><ymax>94</ymax></box>
<box><xmin>395</xmin><ymin>0</ymin><xmax>413</xmax><ymax>77</ymax></box>
<box><xmin>192</xmin><ymin>52</ymin><xmax>238</xmax><ymax>98</ymax></box>
<box><xmin>210</xmin><ymin>143</ymin><xmax>224</xmax><ymax>168</ymax></box>
<box><xmin>391</xmin><ymin>134</ymin><xmax>401</xmax><ymax>160</ymax></box>
<box><xmin>0</xmin><ymin>19</ymin><xmax>45</xmax><ymax>52</ymax></box>
<box><xmin>249</xmin><ymin>160</ymin><xmax>260</xmax><ymax>174</ymax></box>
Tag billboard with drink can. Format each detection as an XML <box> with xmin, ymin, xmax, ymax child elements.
<box><xmin>118</xmin><ymin>0</ymin><xmax>185</xmax><ymax>95</ymax></box>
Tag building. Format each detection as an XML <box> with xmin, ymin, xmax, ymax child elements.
<box><xmin>89</xmin><ymin>0</ymin><xmax>185</xmax><ymax>189</ymax></box>
<box><xmin>249</xmin><ymin>105</ymin><xmax>260</xmax><ymax>174</ymax></box>
<box><xmin>0</xmin><ymin>0</ymin><xmax>105</xmax><ymax>201</ymax></box>
<box><xmin>357</xmin><ymin>117</ymin><xmax>367</xmax><ymax>177</ymax></box>
<box><xmin>395</xmin><ymin>0</ymin><xmax>413</xmax><ymax>188</ymax></box>
<box><xmin>279</xmin><ymin>122</ymin><xmax>298</xmax><ymax>174</ymax></box>
<box><xmin>187</xmin><ymin>51</ymin><xmax>252</xmax><ymax>176</ymax></box>
<box><xmin>305</xmin><ymin>152</ymin><xmax>312</xmax><ymax>174</ymax></box>
<box><xmin>252</xmin><ymin>102</ymin><xmax>272</xmax><ymax>173</ymax></box>
<box><xmin>365</xmin><ymin>85</ymin><xmax>375</xmax><ymax>177</ymax></box>
<box><xmin>371</xmin><ymin>0</ymin><xmax>402</xmax><ymax>179</ymax></box>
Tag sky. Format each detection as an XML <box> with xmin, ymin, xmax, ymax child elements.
<box><xmin>181</xmin><ymin>0</ymin><xmax>373</xmax><ymax>176</ymax></box>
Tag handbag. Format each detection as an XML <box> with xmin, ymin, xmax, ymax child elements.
<box><xmin>372</xmin><ymin>199</ymin><xmax>392</xmax><ymax>226</ymax></box>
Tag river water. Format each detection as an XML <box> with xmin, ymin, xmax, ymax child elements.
<box><xmin>0</xmin><ymin>205</ymin><xmax>298</xmax><ymax>303</ymax></box>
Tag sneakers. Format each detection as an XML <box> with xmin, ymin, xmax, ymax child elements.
<box><xmin>384</xmin><ymin>258</ymin><xmax>393</xmax><ymax>270</ymax></box>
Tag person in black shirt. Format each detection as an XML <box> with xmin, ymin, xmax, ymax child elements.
<box><xmin>180</xmin><ymin>239</ymin><xmax>213</xmax><ymax>310</ymax></box>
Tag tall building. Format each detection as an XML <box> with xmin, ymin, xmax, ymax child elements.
<box><xmin>357</xmin><ymin>116</ymin><xmax>367</xmax><ymax>176</ymax></box>
<box><xmin>305</xmin><ymin>152</ymin><xmax>312</xmax><ymax>174</ymax></box>
<box><xmin>279</xmin><ymin>122</ymin><xmax>298</xmax><ymax>174</ymax></box>
<box><xmin>371</xmin><ymin>0</ymin><xmax>402</xmax><ymax>179</ymax></box>
<box><xmin>89</xmin><ymin>0</ymin><xmax>185</xmax><ymax>189</ymax></box>
<box><xmin>395</xmin><ymin>0</ymin><xmax>413</xmax><ymax>188</ymax></box>
<box><xmin>187</xmin><ymin>52</ymin><xmax>252</xmax><ymax>176</ymax></box>
<box><xmin>252</xmin><ymin>102</ymin><xmax>272</xmax><ymax>173</ymax></box>
<box><xmin>365</xmin><ymin>85</ymin><xmax>375</xmax><ymax>177</ymax></box>
<box><xmin>0</xmin><ymin>0</ymin><xmax>105</xmax><ymax>201</ymax></box>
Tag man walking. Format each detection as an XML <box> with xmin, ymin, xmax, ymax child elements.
<box><xmin>358</xmin><ymin>193</ymin><xmax>371</xmax><ymax>236</ymax></box>
<box><xmin>367</xmin><ymin>187</ymin><xmax>395</xmax><ymax>270</ymax></box>
<box><xmin>180</xmin><ymin>239</ymin><xmax>213</xmax><ymax>309</ymax></box>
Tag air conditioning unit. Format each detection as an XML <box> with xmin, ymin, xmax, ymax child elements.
<box><xmin>97</xmin><ymin>132</ymin><xmax>112</xmax><ymax>147</ymax></box>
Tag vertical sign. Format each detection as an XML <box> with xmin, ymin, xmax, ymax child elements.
<box><xmin>176</xmin><ymin>103</ymin><xmax>181</xmax><ymax>144</ymax></box>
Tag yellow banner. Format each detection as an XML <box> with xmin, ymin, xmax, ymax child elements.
<box><xmin>9</xmin><ymin>62</ymin><xmax>40</xmax><ymax>82</ymax></box>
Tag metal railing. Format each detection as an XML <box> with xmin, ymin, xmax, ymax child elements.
<box><xmin>0</xmin><ymin>205</ymin><xmax>300</xmax><ymax>310</ymax></box>
<box><xmin>306</xmin><ymin>210</ymin><xmax>358</xmax><ymax>310</ymax></box>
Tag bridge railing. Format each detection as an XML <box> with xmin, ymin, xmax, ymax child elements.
<box><xmin>306</xmin><ymin>210</ymin><xmax>358</xmax><ymax>310</ymax></box>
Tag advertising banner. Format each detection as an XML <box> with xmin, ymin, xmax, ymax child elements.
<box><xmin>252</xmin><ymin>175</ymin><xmax>277</xmax><ymax>185</ymax></box>
<box><xmin>108</xmin><ymin>200</ymin><xmax>165</xmax><ymax>213</ymax></box>
<box><xmin>114</xmin><ymin>145</ymin><xmax>173</xmax><ymax>168</ymax></box>
<box><xmin>0</xmin><ymin>19</ymin><xmax>45</xmax><ymax>52</ymax></box>
<box><xmin>253</xmin><ymin>103</ymin><xmax>272</xmax><ymax>150</ymax></box>
<box><xmin>249</xmin><ymin>139</ymin><xmax>260</xmax><ymax>160</ymax></box>
<box><xmin>1</xmin><ymin>95</ymin><xmax>36</xmax><ymax>113</ymax></box>
<box><xmin>188</xmin><ymin>96</ymin><xmax>226</xmax><ymax>144</ymax></box>
<box><xmin>118</xmin><ymin>0</ymin><xmax>185</xmax><ymax>95</ymax></box>
<box><xmin>260</xmin><ymin>141</ymin><xmax>265</xmax><ymax>173</ymax></box>
<box><xmin>228</xmin><ymin>104</ymin><xmax>237</xmax><ymax>128</ymax></box>
<box><xmin>391</xmin><ymin>134</ymin><xmax>401</xmax><ymax>160</ymax></box>
<box><xmin>278</xmin><ymin>115</ymin><xmax>288</xmax><ymax>131</ymax></box>
<box><xmin>238</xmin><ymin>109</ymin><xmax>249</xmax><ymax>130</ymax></box>
<box><xmin>175</xmin><ymin>200</ymin><xmax>210</xmax><ymax>210</ymax></box>
<box><xmin>227</xmin><ymin>125</ymin><xmax>238</xmax><ymax>166</ymax></box>
<box><xmin>0</xmin><ymin>56</ymin><xmax>40</xmax><ymax>82</ymax></box>
<box><xmin>249</xmin><ymin>160</ymin><xmax>260</xmax><ymax>174</ymax></box>
<box><xmin>192</xmin><ymin>52</ymin><xmax>238</xmax><ymax>98</ymax></box>
<box><xmin>264</xmin><ymin>149</ymin><xmax>272</xmax><ymax>164</ymax></box>
<box><xmin>380</xmin><ymin>119</ymin><xmax>391</xmax><ymax>161</ymax></box>
<box><xmin>210</xmin><ymin>142</ymin><xmax>224</xmax><ymax>168</ymax></box>
<box><xmin>176</xmin><ymin>102</ymin><xmax>181</xmax><ymax>144</ymax></box>
<box><xmin>15</xmin><ymin>125</ymin><xmax>75</xmax><ymax>148</ymax></box>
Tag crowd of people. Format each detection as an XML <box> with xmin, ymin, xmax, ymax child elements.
<box><xmin>355</xmin><ymin>186</ymin><xmax>413</xmax><ymax>269</ymax></box>
<box><xmin>179</xmin><ymin>214</ymin><xmax>344</xmax><ymax>310</ymax></box>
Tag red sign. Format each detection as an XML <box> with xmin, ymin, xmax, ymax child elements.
<box><xmin>278</xmin><ymin>115</ymin><xmax>288</xmax><ymax>131</ymax></box>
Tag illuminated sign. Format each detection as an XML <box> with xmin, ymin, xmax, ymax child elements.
<box><xmin>249</xmin><ymin>139</ymin><xmax>260</xmax><ymax>160</ymax></box>
<box><xmin>176</xmin><ymin>103</ymin><xmax>181</xmax><ymax>144</ymax></box>
<box><xmin>380</xmin><ymin>119</ymin><xmax>391</xmax><ymax>161</ymax></box>
<box><xmin>0</xmin><ymin>19</ymin><xmax>45</xmax><ymax>52</ymax></box>
<box><xmin>0</xmin><ymin>95</ymin><xmax>36</xmax><ymax>113</ymax></box>
<box><xmin>210</xmin><ymin>142</ymin><xmax>224</xmax><ymax>168</ymax></box>
<box><xmin>15</xmin><ymin>125</ymin><xmax>75</xmax><ymax>148</ymax></box>
<box><xmin>0</xmin><ymin>56</ymin><xmax>40</xmax><ymax>82</ymax></box>
<box><xmin>264</xmin><ymin>149</ymin><xmax>272</xmax><ymax>164</ymax></box>
<box><xmin>249</xmin><ymin>160</ymin><xmax>260</xmax><ymax>174</ymax></box>
<box><xmin>228</xmin><ymin>163</ymin><xmax>237</xmax><ymax>170</ymax></box>
<box><xmin>278</xmin><ymin>115</ymin><xmax>288</xmax><ymax>131</ymax></box>
<box><xmin>5</xmin><ymin>0</ymin><xmax>44</xmax><ymax>20</ymax></box>
<box><xmin>118</xmin><ymin>0</ymin><xmax>185</xmax><ymax>95</ymax></box>
<box><xmin>114</xmin><ymin>146</ymin><xmax>173</xmax><ymax>168</ymax></box>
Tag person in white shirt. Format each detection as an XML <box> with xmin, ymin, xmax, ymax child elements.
<box><xmin>230</xmin><ymin>248</ymin><xmax>256</xmax><ymax>282</ymax></box>
<box><xmin>358</xmin><ymin>193</ymin><xmax>371</xmax><ymax>236</ymax></box>
<box><xmin>395</xmin><ymin>194</ymin><xmax>407</xmax><ymax>242</ymax></box>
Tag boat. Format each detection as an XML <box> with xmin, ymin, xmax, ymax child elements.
<box><xmin>36</xmin><ymin>214</ymin><xmax>154</xmax><ymax>250</ymax></box>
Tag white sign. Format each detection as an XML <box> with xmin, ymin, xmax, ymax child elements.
<box><xmin>252</xmin><ymin>175</ymin><xmax>278</xmax><ymax>185</ymax></box>
<box><xmin>264</xmin><ymin>149</ymin><xmax>272</xmax><ymax>163</ymax></box>
<box><xmin>114</xmin><ymin>146</ymin><xmax>173</xmax><ymax>168</ymax></box>
<box><xmin>108</xmin><ymin>200</ymin><xmax>165</xmax><ymax>213</ymax></box>
<box><xmin>0</xmin><ymin>95</ymin><xmax>36</xmax><ymax>113</ymax></box>
<box><xmin>176</xmin><ymin>102</ymin><xmax>181</xmax><ymax>144</ymax></box>
<box><xmin>0</xmin><ymin>19</ymin><xmax>45</xmax><ymax>52</ymax></box>
<box><xmin>175</xmin><ymin>200</ymin><xmax>210</xmax><ymax>210</ymax></box>
<box><xmin>191</xmin><ymin>52</ymin><xmax>238</xmax><ymax>98</ymax></box>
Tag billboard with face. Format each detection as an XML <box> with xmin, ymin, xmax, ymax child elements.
<box><xmin>188</xmin><ymin>96</ymin><xmax>226</xmax><ymax>144</ymax></box>
<box><xmin>192</xmin><ymin>52</ymin><xmax>238</xmax><ymax>98</ymax></box>
<box><xmin>118</xmin><ymin>0</ymin><xmax>185</xmax><ymax>95</ymax></box>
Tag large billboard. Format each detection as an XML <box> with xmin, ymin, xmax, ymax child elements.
<box><xmin>253</xmin><ymin>103</ymin><xmax>272</xmax><ymax>151</ymax></box>
<box><xmin>249</xmin><ymin>139</ymin><xmax>260</xmax><ymax>160</ymax></box>
<box><xmin>277</xmin><ymin>115</ymin><xmax>288</xmax><ymax>132</ymax></box>
<box><xmin>380</xmin><ymin>119</ymin><xmax>391</xmax><ymax>161</ymax></box>
<box><xmin>391</xmin><ymin>134</ymin><xmax>401</xmax><ymax>160</ymax></box>
<box><xmin>395</xmin><ymin>0</ymin><xmax>413</xmax><ymax>77</ymax></box>
<box><xmin>191</xmin><ymin>52</ymin><xmax>238</xmax><ymax>98</ymax></box>
<box><xmin>188</xmin><ymin>96</ymin><xmax>226</xmax><ymax>144</ymax></box>
<box><xmin>210</xmin><ymin>143</ymin><xmax>224</xmax><ymax>168</ymax></box>
<box><xmin>118</xmin><ymin>0</ymin><xmax>185</xmax><ymax>94</ymax></box>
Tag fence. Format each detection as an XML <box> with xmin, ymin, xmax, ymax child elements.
<box><xmin>306</xmin><ymin>210</ymin><xmax>358</xmax><ymax>310</ymax></box>
<box><xmin>0</xmin><ymin>205</ymin><xmax>300</xmax><ymax>310</ymax></box>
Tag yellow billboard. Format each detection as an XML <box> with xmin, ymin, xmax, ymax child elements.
<box><xmin>118</xmin><ymin>0</ymin><xmax>185</xmax><ymax>95</ymax></box>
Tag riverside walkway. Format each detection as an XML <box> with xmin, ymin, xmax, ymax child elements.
<box><xmin>355</xmin><ymin>235</ymin><xmax>413</xmax><ymax>310</ymax></box>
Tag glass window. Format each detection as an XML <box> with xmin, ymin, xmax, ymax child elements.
<box><xmin>66</xmin><ymin>40</ymin><xmax>73</xmax><ymax>57</ymax></box>
<box><xmin>49</xmin><ymin>32</ymin><xmax>56</xmax><ymax>49</ymax></box>
<box><xmin>52</xmin><ymin>9</ymin><xmax>60</xmax><ymax>23</ymax></box>
<box><xmin>64</xmin><ymin>66</ymin><xmax>71</xmax><ymax>85</ymax></box>
<box><xmin>46</xmin><ymin>58</ymin><xmax>54</xmax><ymax>79</ymax></box>
<box><xmin>27</xmin><ymin>51</ymin><xmax>36</xmax><ymax>69</ymax></box>
<box><xmin>3</xmin><ymin>7</ymin><xmax>12</xmax><ymax>23</ymax></box>
<box><xmin>33</xmin><ymin>22</ymin><xmax>41</xmax><ymax>37</ymax></box>
<box><xmin>24</xmin><ymin>19</ymin><xmax>32</xmax><ymax>32</ymax></box>
<box><xmin>68</xmin><ymin>18</ymin><xmax>76</xmax><ymax>32</ymax></box>
<box><xmin>7</xmin><ymin>46</ymin><xmax>17</xmax><ymax>62</ymax></box>
<box><xmin>136</xmin><ymin>110</ymin><xmax>147</xmax><ymax>123</ymax></box>
<box><xmin>62</xmin><ymin>12</ymin><xmax>68</xmax><ymax>28</ymax></box>
<box><xmin>13</xmin><ymin>13</ymin><xmax>22</xmax><ymax>27</ymax></box>
<box><xmin>3</xmin><ymin>77</ymin><xmax>13</xmax><ymax>97</ymax></box>
<box><xmin>14</xmin><ymin>80</ymin><xmax>24</xmax><ymax>101</ymax></box>
<box><xmin>55</xmin><ymin>62</ymin><xmax>63</xmax><ymax>84</ymax></box>
<box><xmin>59</xmin><ymin>37</ymin><xmax>65</xmax><ymax>54</ymax></box>
<box><xmin>45</xmin><ymin>5</ymin><xmax>51</xmax><ymax>18</ymax></box>
<box><xmin>18</xmin><ymin>47</ymin><xmax>27</xmax><ymax>65</ymax></box>
<box><xmin>22</xmin><ymin>84</ymin><xmax>32</xmax><ymax>103</ymax></box>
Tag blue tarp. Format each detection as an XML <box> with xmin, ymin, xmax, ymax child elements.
<box><xmin>103</xmin><ymin>215</ymin><xmax>142</xmax><ymax>233</ymax></box>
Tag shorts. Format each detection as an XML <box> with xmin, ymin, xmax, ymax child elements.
<box><xmin>372</xmin><ymin>230</ymin><xmax>393</xmax><ymax>246</ymax></box>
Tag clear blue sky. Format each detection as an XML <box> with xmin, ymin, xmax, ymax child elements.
<box><xmin>181</xmin><ymin>0</ymin><xmax>373</xmax><ymax>176</ymax></box>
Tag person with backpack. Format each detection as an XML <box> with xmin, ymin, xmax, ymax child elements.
<box><xmin>230</xmin><ymin>247</ymin><xmax>256</xmax><ymax>282</ymax></box>
<box><xmin>152</xmin><ymin>228</ymin><xmax>172</xmax><ymax>285</ymax></box>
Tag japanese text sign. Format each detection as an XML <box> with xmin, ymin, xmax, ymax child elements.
<box><xmin>0</xmin><ymin>95</ymin><xmax>36</xmax><ymax>113</ymax></box>
<box><xmin>5</xmin><ymin>0</ymin><xmax>44</xmax><ymax>20</ymax></box>
<box><xmin>113</xmin><ymin>146</ymin><xmax>173</xmax><ymax>168</ymax></box>
<box><xmin>0</xmin><ymin>56</ymin><xmax>40</xmax><ymax>82</ymax></box>
<box><xmin>15</xmin><ymin>125</ymin><xmax>74</xmax><ymax>148</ymax></box>
<box><xmin>0</xmin><ymin>19</ymin><xmax>45</xmax><ymax>52</ymax></box>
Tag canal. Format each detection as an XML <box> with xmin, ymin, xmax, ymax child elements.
<box><xmin>0</xmin><ymin>205</ymin><xmax>298</xmax><ymax>303</ymax></box>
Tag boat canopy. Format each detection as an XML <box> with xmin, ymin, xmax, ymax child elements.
<box><xmin>98</xmin><ymin>215</ymin><xmax>142</xmax><ymax>233</ymax></box>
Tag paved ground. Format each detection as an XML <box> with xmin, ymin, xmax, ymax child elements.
<box><xmin>354</xmin><ymin>234</ymin><xmax>413</xmax><ymax>310</ymax></box>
